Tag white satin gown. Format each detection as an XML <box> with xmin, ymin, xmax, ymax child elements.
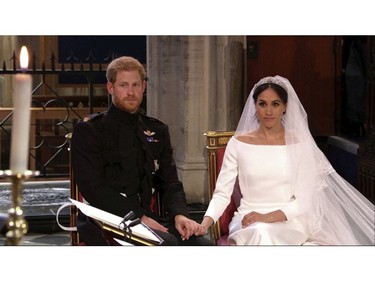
<box><xmin>204</xmin><ymin>137</ymin><xmax>311</xmax><ymax>245</ymax></box>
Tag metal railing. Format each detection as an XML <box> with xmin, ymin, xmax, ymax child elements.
<box><xmin>0</xmin><ymin>50</ymin><xmax>112</xmax><ymax>178</ymax></box>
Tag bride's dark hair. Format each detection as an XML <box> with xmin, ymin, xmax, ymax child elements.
<box><xmin>253</xmin><ymin>83</ymin><xmax>288</xmax><ymax>104</ymax></box>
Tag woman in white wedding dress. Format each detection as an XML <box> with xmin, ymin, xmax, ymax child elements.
<box><xmin>197</xmin><ymin>75</ymin><xmax>375</xmax><ymax>245</ymax></box>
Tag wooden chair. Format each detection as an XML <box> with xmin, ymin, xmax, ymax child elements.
<box><xmin>204</xmin><ymin>130</ymin><xmax>241</xmax><ymax>245</ymax></box>
<box><xmin>64</xmin><ymin>132</ymin><xmax>81</xmax><ymax>245</ymax></box>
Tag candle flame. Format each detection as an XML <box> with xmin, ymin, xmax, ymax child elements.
<box><xmin>20</xmin><ymin>46</ymin><xmax>29</xmax><ymax>70</ymax></box>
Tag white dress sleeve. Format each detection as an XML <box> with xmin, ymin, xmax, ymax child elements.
<box><xmin>204</xmin><ymin>138</ymin><xmax>238</xmax><ymax>223</ymax></box>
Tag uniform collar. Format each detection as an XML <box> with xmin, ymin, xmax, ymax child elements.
<box><xmin>108</xmin><ymin>104</ymin><xmax>140</xmax><ymax>125</ymax></box>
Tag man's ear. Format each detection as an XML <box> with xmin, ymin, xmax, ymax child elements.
<box><xmin>143</xmin><ymin>80</ymin><xmax>147</xmax><ymax>92</ymax></box>
<box><xmin>107</xmin><ymin>82</ymin><xmax>114</xmax><ymax>95</ymax></box>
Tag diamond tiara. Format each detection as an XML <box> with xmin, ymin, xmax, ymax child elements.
<box><xmin>254</xmin><ymin>76</ymin><xmax>288</xmax><ymax>92</ymax></box>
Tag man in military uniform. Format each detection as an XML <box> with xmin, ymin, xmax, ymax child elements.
<box><xmin>71</xmin><ymin>56</ymin><xmax>213</xmax><ymax>245</ymax></box>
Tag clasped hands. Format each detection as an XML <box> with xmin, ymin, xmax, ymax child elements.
<box><xmin>141</xmin><ymin>214</ymin><xmax>208</xmax><ymax>240</ymax></box>
<box><xmin>175</xmin><ymin>215</ymin><xmax>207</xmax><ymax>240</ymax></box>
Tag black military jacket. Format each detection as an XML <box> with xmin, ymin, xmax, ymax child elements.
<box><xmin>71</xmin><ymin>104</ymin><xmax>190</xmax><ymax>221</ymax></box>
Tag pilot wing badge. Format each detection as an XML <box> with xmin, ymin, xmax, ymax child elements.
<box><xmin>144</xmin><ymin>130</ymin><xmax>155</xmax><ymax>136</ymax></box>
<box><xmin>144</xmin><ymin>130</ymin><xmax>159</xmax><ymax>143</ymax></box>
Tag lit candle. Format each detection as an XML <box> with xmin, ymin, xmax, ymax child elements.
<box><xmin>9</xmin><ymin>46</ymin><xmax>32</xmax><ymax>174</ymax></box>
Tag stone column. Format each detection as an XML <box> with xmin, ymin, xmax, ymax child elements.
<box><xmin>0</xmin><ymin>36</ymin><xmax>18</xmax><ymax>107</ymax></box>
<box><xmin>147</xmin><ymin>36</ymin><xmax>246</xmax><ymax>204</ymax></box>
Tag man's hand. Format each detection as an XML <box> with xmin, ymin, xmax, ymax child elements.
<box><xmin>141</xmin><ymin>215</ymin><xmax>168</xmax><ymax>233</ymax></box>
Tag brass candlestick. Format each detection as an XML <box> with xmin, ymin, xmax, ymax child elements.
<box><xmin>0</xmin><ymin>170</ymin><xmax>40</xmax><ymax>246</ymax></box>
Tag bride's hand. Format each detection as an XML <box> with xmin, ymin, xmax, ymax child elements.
<box><xmin>242</xmin><ymin>211</ymin><xmax>266</xmax><ymax>227</ymax></box>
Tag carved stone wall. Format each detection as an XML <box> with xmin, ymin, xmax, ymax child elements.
<box><xmin>147</xmin><ymin>36</ymin><xmax>246</xmax><ymax>203</ymax></box>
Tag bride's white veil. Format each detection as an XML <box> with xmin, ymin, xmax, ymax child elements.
<box><xmin>235</xmin><ymin>75</ymin><xmax>374</xmax><ymax>245</ymax></box>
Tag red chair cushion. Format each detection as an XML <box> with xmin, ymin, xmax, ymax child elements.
<box><xmin>218</xmin><ymin>197</ymin><xmax>237</xmax><ymax>236</ymax></box>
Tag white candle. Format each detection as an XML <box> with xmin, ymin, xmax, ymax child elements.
<box><xmin>9</xmin><ymin>46</ymin><xmax>32</xmax><ymax>174</ymax></box>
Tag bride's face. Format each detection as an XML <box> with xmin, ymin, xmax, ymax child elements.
<box><xmin>255</xmin><ymin>88</ymin><xmax>287</xmax><ymax>129</ymax></box>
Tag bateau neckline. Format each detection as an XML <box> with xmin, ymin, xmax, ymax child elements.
<box><xmin>233</xmin><ymin>136</ymin><xmax>286</xmax><ymax>147</ymax></box>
